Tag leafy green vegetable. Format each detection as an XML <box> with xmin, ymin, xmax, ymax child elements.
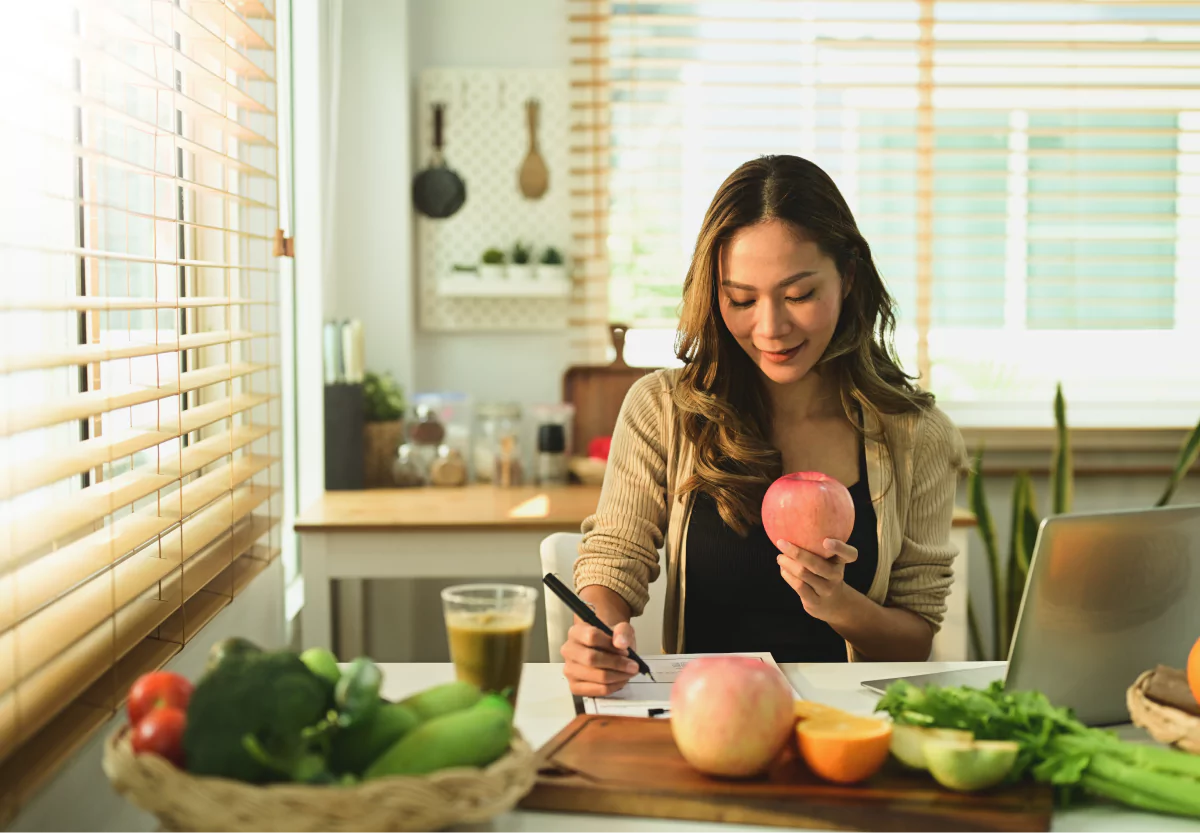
<box><xmin>876</xmin><ymin>680</ymin><xmax>1200</xmax><ymax>819</ymax></box>
<box><xmin>183</xmin><ymin>651</ymin><xmax>332</xmax><ymax>783</ymax></box>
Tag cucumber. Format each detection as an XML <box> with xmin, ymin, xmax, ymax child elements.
<box><xmin>335</xmin><ymin>657</ymin><xmax>383</xmax><ymax>728</ymax></box>
<box><xmin>399</xmin><ymin>680</ymin><xmax>482</xmax><ymax>722</ymax></box>
<box><xmin>364</xmin><ymin>694</ymin><xmax>514</xmax><ymax>779</ymax></box>
<box><xmin>329</xmin><ymin>701</ymin><xmax>420</xmax><ymax>775</ymax></box>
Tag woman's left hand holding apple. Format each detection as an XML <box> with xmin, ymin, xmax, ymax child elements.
<box><xmin>775</xmin><ymin>538</ymin><xmax>858</xmax><ymax>621</ymax></box>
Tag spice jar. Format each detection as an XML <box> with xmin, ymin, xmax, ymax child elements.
<box><xmin>474</xmin><ymin>402</ymin><xmax>523</xmax><ymax>483</ymax></box>
<box><xmin>408</xmin><ymin>403</ymin><xmax>446</xmax><ymax>446</ymax></box>
<box><xmin>536</xmin><ymin>422</ymin><xmax>568</xmax><ymax>486</ymax></box>
<box><xmin>494</xmin><ymin>434</ymin><xmax>524</xmax><ymax>487</ymax></box>
<box><xmin>430</xmin><ymin>445</ymin><xmax>468</xmax><ymax>488</ymax></box>
<box><xmin>392</xmin><ymin>444</ymin><xmax>426</xmax><ymax>487</ymax></box>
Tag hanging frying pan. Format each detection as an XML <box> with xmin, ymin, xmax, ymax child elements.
<box><xmin>413</xmin><ymin>102</ymin><xmax>466</xmax><ymax>219</ymax></box>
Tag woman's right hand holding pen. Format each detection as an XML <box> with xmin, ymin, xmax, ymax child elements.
<box><xmin>561</xmin><ymin>618</ymin><xmax>640</xmax><ymax>696</ymax></box>
<box><xmin>560</xmin><ymin>584</ymin><xmax>640</xmax><ymax>696</ymax></box>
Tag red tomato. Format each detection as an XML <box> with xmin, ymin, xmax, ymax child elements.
<box><xmin>130</xmin><ymin>707</ymin><xmax>187</xmax><ymax>768</ymax></box>
<box><xmin>127</xmin><ymin>671</ymin><xmax>193</xmax><ymax>727</ymax></box>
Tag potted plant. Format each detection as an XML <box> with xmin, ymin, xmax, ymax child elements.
<box><xmin>480</xmin><ymin>247</ymin><xmax>506</xmax><ymax>281</ymax></box>
<box><xmin>362</xmin><ymin>371</ymin><xmax>407</xmax><ymax>488</ymax></box>
<box><xmin>537</xmin><ymin>246</ymin><xmax>566</xmax><ymax>283</ymax></box>
<box><xmin>507</xmin><ymin>241</ymin><xmax>533</xmax><ymax>281</ymax></box>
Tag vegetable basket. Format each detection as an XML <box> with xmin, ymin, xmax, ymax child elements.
<box><xmin>102</xmin><ymin>724</ymin><xmax>538</xmax><ymax>832</ymax></box>
<box><xmin>1127</xmin><ymin>669</ymin><xmax>1200</xmax><ymax>754</ymax></box>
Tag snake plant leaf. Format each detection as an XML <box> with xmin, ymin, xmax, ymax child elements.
<box><xmin>1006</xmin><ymin>473</ymin><xmax>1039</xmax><ymax>653</ymax></box>
<box><xmin>968</xmin><ymin>598</ymin><xmax>987</xmax><ymax>662</ymax></box>
<box><xmin>1156</xmin><ymin>416</ymin><xmax>1200</xmax><ymax>507</ymax></box>
<box><xmin>968</xmin><ymin>445</ymin><xmax>1004</xmax><ymax>660</ymax></box>
<box><xmin>1051</xmin><ymin>383</ymin><xmax>1073</xmax><ymax>516</ymax></box>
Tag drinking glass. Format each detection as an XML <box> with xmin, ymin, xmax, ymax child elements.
<box><xmin>441</xmin><ymin>583</ymin><xmax>538</xmax><ymax>704</ymax></box>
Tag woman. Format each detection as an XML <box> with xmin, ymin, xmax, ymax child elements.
<box><xmin>563</xmin><ymin>155</ymin><xmax>968</xmax><ymax>696</ymax></box>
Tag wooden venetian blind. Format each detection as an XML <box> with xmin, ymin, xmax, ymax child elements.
<box><xmin>568</xmin><ymin>0</ymin><xmax>1200</xmax><ymax>426</ymax></box>
<box><xmin>0</xmin><ymin>0</ymin><xmax>281</xmax><ymax>813</ymax></box>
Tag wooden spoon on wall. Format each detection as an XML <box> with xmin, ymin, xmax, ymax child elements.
<box><xmin>519</xmin><ymin>98</ymin><xmax>549</xmax><ymax>199</ymax></box>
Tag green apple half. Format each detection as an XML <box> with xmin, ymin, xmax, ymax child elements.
<box><xmin>890</xmin><ymin>724</ymin><xmax>973</xmax><ymax>770</ymax></box>
<box><xmin>923</xmin><ymin>738</ymin><xmax>1020</xmax><ymax>792</ymax></box>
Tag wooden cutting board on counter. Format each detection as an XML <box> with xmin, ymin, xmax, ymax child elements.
<box><xmin>519</xmin><ymin>716</ymin><xmax>1053</xmax><ymax>832</ymax></box>
<box><xmin>562</xmin><ymin>324</ymin><xmax>654</xmax><ymax>457</ymax></box>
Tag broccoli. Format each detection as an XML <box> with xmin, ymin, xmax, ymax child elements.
<box><xmin>183</xmin><ymin>650</ymin><xmax>331</xmax><ymax>783</ymax></box>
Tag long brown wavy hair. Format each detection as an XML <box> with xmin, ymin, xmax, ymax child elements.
<box><xmin>674</xmin><ymin>155</ymin><xmax>933</xmax><ymax>535</ymax></box>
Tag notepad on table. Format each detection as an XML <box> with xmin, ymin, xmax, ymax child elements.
<box><xmin>580</xmin><ymin>652</ymin><xmax>805</xmax><ymax>718</ymax></box>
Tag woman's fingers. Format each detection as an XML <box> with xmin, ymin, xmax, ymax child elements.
<box><xmin>777</xmin><ymin>548</ymin><xmax>841</xmax><ymax>581</ymax></box>
<box><xmin>567</xmin><ymin>622</ymin><xmax>624</xmax><ymax>654</ymax></box>
<box><xmin>561</xmin><ymin>621</ymin><xmax>639</xmax><ymax>699</ymax></box>
<box><xmin>560</xmin><ymin>640</ymin><xmax>639</xmax><ymax>675</ymax></box>
<box><xmin>797</xmin><ymin>578</ymin><xmax>821</xmax><ymax>608</ymax></box>
<box><xmin>566</xmin><ymin>677</ymin><xmax>630</xmax><ymax>697</ymax></box>
<box><xmin>611</xmin><ymin>620</ymin><xmax>638</xmax><ymax>652</ymax></box>
<box><xmin>823</xmin><ymin>538</ymin><xmax>859</xmax><ymax>563</ymax></box>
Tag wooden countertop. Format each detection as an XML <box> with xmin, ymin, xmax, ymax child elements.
<box><xmin>295</xmin><ymin>484</ymin><xmax>605</xmax><ymax>531</ymax></box>
<box><xmin>296</xmin><ymin>484</ymin><xmax>977</xmax><ymax>532</ymax></box>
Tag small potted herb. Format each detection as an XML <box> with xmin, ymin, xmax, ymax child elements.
<box><xmin>507</xmin><ymin>241</ymin><xmax>533</xmax><ymax>281</ymax></box>
<box><xmin>362</xmin><ymin>371</ymin><xmax>406</xmax><ymax>488</ymax></box>
<box><xmin>537</xmin><ymin>246</ymin><xmax>566</xmax><ymax>283</ymax></box>
<box><xmin>479</xmin><ymin>247</ymin><xmax>506</xmax><ymax>281</ymax></box>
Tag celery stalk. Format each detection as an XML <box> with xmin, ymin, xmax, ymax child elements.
<box><xmin>1086</xmin><ymin>754</ymin><xmax>1200</xmax><ymax>817</ymax></box>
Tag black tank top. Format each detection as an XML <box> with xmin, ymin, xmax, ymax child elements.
<box><xmin>682</xmin><ymin>438</ymin><xmax>879</xmax><ymax>662</ymax></box>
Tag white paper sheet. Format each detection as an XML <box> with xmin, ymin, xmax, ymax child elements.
<box><xmin>581</xmin><ymin>652</ymin><xmax>793</xmax><ymax>717</ymax></box>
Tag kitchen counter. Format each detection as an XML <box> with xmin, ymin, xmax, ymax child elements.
<box><xmin>296</xmin><ymin>484</ymin><xmax>977</xmax><ymax>530</ymax></box>
<box><xmin>295</xmin><ymin>484</ymin><xmax>610</xmax><ymax>531</ymax></box>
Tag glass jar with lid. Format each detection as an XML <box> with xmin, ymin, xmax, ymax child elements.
<box><xmin>474</xmin><ymin>402</ymin><xmax>523</xmax><ymax>484</ymax></box>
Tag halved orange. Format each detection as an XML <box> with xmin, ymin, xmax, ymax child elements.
<box><xmin>796</xmin><ymin>716</ymin><xmax>893</xmax><ymax>785</ymax></box>
<box><xmin>1188</xmin><ymin>636</ymin><xmax>1200</xmax><ymax>707</ymax></box>
<box><xmin>793</xmin><ymin>700</ymin><xmax>856</xmax><ymax>722</ymax></box>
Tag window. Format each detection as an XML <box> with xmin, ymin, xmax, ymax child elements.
<box><xmin>569</xmin><ymin>1</ymin><xmax>1200</xmax><ymax>428</ymax></box>
<box><xmin>0</xmin><ymin>0</ymin><xmax>281</xmax><ymax>810</ymax></box>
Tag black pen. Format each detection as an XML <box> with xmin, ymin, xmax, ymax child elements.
<box><xmin>542</xmin><ymin>572</ymin><xmax>657</xmax><ymax>682</ymax></box>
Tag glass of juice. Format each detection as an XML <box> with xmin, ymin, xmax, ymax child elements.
<box><xmin>441</xmin><ymin>583</ymin><xmax>538</xmax><ymax>705</ymax></box>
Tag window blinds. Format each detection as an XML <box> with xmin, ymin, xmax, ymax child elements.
<box><xmin>0</xmin><ymin>0</ymin><xmax>281</xmax><ymax>812</ymax></box>
<box><xmin>568</xmin><ymin>0</ymin><xmax>1200</xmax><ymax>426</ymax></box>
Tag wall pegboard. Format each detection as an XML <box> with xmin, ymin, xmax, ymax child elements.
<box><xmin>416</xmin><ymin>69</ymin><xmax>571</xmax><ymax>332</ymax></box>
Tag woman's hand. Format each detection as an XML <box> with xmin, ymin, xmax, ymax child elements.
<box><xmin>776</xmin><ymin>537</ymin><xmax>858</xmax><ymax>622</ymax></box>
<box><xmin>560</xmin><ymin>619</ymin><xmax>640</xmax><ymax>697</ymax></box>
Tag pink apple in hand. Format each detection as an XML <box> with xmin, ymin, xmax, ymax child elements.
<box><xmin>762</xmin><ymin>471</ymin><xmax>855</xmax><ymax>555</ymax></box>
<box><xmin>670</xmin><ymin>656</ymin><xmax>795</xmax><ymax>778</ymax></box>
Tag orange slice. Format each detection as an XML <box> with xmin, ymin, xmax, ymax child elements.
<box><xmin>796</xmin><ymin>716</ymin><xmax>893</xmax><ymax>785</ymax></box>
<box><xmin>793</xmin><ymin>700</ymin><xmax>856</xmax><ymax>722</ymax></box>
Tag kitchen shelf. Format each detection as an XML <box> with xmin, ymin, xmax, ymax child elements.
<box><xmin>436</xmin><ymin>275</ymin><xmax>571</xmax><ymax>299</ymax></box>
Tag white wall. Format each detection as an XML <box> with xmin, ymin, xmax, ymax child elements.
<box><xmin>407</xmin><ymin>0</ymin><xmax>571</xmax><ymax>406</ymax></box>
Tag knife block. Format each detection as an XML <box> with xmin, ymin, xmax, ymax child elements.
<box><xmin>324</xmin><ymin>383</ymin><xmax>365</xmax><ymax>490</ymax></box>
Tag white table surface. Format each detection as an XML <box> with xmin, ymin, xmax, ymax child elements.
<box><xmin>376</xmin><ymin>661</ymin><xmax>1200</xmax><ymax>833</ymax></box>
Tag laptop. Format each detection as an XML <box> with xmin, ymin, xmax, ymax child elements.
<box><xmin>862</xmin><ymin>503</ymin><xmax>1200</xmax><ymax>726</ymax></box>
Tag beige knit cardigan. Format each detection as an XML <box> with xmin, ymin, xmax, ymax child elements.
<box><xmin>574</xmin><ymin>368</ymin><xmax>969</xmax><ymax>660</ymax></box>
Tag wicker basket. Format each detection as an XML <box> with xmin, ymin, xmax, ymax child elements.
<box><xmin>1127</xmin><ymin>670</ymin><xmax>1200</xmax><ymax>754</ymax></box>
<box><xmin>102</xmin><ymin>725</ymin><xmax>537</xmax><ymax>832</ymax></box>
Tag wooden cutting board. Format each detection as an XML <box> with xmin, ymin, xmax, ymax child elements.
<box><xmin>562</xmin><ymin>324</ymin><xmax>653</xmax><ymax>458</ymax></box>
<box><xmin>519</xmin><ymin>716</ymin><xmax>1053</xmax><ymax>832</ymax></box>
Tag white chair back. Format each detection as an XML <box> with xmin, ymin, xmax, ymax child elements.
<box><xmin>539</xmin><ymin>532</ymin><xmax>666</xmax><ymax>658</ymax></box>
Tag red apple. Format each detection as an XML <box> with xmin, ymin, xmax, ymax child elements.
<box><xmin>762</xmin><ymin>471</ymin><xmax>855</xmax><ymax>554</ymax></box>
<box><xmin>670</xmin><ymin>656</ymin><xmax>795</xmax><ymax>778</ymax></box>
